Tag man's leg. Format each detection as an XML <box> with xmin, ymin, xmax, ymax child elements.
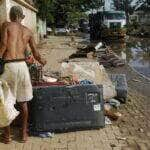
<box><xmin>2</xmin><ymin>126</ymin><xmax>11</xmax><ymax>144</ymax></box>
<box><xmin>19</xmin><ymin>102</ymin><xmax>28</xmax><ymax>142</ymax></box>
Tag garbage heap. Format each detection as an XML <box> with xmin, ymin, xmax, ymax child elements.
<box><xmin>26</xmin><ymin>42</ymin><xmax>128</xmax><ymax>135</ymax></box>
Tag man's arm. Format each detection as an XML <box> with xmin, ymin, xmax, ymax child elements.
<box><xmin>29</xmin><ymin>33</ymin><xmax>46</xmax><ymax>65</ymax></box>
<box><xmin>0</xmin><ymin>23</ymin><xmax>8</xmax><ymax>58</ymax></box>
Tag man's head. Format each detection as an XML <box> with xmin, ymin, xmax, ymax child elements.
<box><xmin>9</xmin><ymin>6</ymin><xmax>25</xmax><ymax>22</ymax></box>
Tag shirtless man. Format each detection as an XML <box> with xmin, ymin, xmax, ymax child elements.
<box><xmin>0</xmin><ymin>6</ymin><xmax>46</xmax><ymax>143</ymax></box>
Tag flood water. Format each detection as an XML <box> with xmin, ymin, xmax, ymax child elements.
<box><xmin>108</xmin><ymin>37</ymin><xmax>150</xmax><ymax>79</ymax></box>
<box><xmin>81</xmin><ymin>34</ymin><xmax>150</xmax><ymax>79</ymax></box>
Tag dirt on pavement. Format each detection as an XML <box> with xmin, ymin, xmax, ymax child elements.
<box><xmin>0</xmin><ymin>35</ymin><xmax>150</xmax><ymax>150</ymax></box>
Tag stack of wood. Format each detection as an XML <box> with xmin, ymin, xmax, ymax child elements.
<box><xmin>96</xmin><ymin>46</ymin><xmax>125</xmax><ymax>68</ymax></box>
<box><xmin>68</xmin><ymin>42</ymin><xmax>125</xmax><ymax>68</ymax></box>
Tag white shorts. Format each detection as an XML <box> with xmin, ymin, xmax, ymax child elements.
<box><xmin>0</xmin><ymin>61</ymin><xmax>33</xmax><ymax>102</ymax></box>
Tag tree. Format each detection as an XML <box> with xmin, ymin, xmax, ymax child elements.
<box><xmin>35</xmin><ymin>0</ymin><xmax>104</xmax><ymax>26</ymax></box>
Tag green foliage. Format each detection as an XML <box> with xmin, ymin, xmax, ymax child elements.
<box><xmin>35</xmin><ymin>0</ymin><xmax>103</xmax><ymax>26</ymax></box>
<box><xmin>67</xmin><ymin>11</ymin><xmax>88</xmax><ymax>26</ymax></box>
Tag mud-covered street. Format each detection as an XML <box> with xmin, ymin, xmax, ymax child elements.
<box><xmin>1</xmin><ymin>35</ymin><xmax>149</xmax><ymax>150</ymax></box>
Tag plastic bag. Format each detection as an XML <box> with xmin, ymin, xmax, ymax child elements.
<box><xmin>0</xmin><ymin>80</ymin><xmax>19</xmax><ymax>127</ymax></box>
<box><xmin>61</xmin><ymin>62</ymin><xmax>116</xmax><ymax>100</ymax></box>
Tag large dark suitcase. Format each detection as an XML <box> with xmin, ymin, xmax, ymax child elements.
<box><xmin>29</xmin><ymin>84</ymin><xmax>104</xmax><ymax>133</ymax></box>
<box><xmin>109</xmin><ymin>74</ymin><xmax>128</xmax><ymax>103</ymax></box>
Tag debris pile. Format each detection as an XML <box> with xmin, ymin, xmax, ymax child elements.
<box><xmin>69</xmin><ymin>42</ymin><xmax>125</xmax><ymax>68</ymax></box>
<box><xmin>60</xmin><ymin>61</ymin><xmax>127</xmax><ymax>123</ymax></box>
<box><xmin>27</xmin><ymin>40</ymin><xmax>128</xmax><ymax>134</ymax></box>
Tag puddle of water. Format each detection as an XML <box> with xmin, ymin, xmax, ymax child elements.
<box><xmin>108</xmin><ymin>37</ymin><xmax>150</xmax><ymax>78</ymax></box>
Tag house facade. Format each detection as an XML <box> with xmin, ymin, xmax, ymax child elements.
<box><xmin>130</xmin><ymin>10</ymin><xmax>150</xmax><ymax>26</ymax></box>
<box><xmin>129</xmin><ymin>2</ymin><xmax>150</xmax><ymax>34</ymax></box>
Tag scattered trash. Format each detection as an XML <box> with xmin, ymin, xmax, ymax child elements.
<box><xmin>43</xmin><ymin>75</ymin><xmax>58</xmax><ymax>83</ymax></box>
<box><xmin>116</xmin><ymin>137</ymin><xmax>127</xmax><ymax>141</ymax></box>
<box><xmin>96</xmin><ymin>45</ymin><xmax>125</xmax><ymax>68</ymax></box>
<box><xmin>105</xmin><ymin>109</ymin><xmax>122</xmax><ymax>120</ymax></box>
<box><xmin>110</xmin><ymin>143</ymin><xmax>117</xmax><ymax>148</ymax></box>
<box><xmin>95</xmin><ymin>42</ymin><xmax>103</xmax><ymax>50</ymax></box>
<box><xmin>79</xmin><ymin>79</ymin><xmax>93</xmax><ymax>85</ymax></box>
<box><xmin>60</xmin><ymin>75</ymin><xmax>79</xmax><ymax>85</ymax></box>
<box><xmin>104</xmin><ymin>103</ymin><xmax>112</xmax><ymax>111</ymax></box>
<box><xmin>39</xmin><ymin>132</ymin><xmax>55</xmax><ymax>138</ymax></box>
<box><xmin>108</xmin><ymin>99</ymin><xmax>121</xmax><ymax>108</ymax></box>
<box><xmin>105</xmin><ymin>116</ymin><xmax>112</xmax><ymax>125</ymax></box>
<box><xmin>132</xmin><ymin>79</ymin><xmax>141</xmax><ymax>82</ymax></box>
<box><xmin>138</xmin><ymin>128</ymin><xmax>144</xmax><ymax>133</ymax></box>
<box><xmin>109</xmin><ymin>74</ymin><xmax>128</xmax><ymax>103</ymax></box>
<box><xmin>61</xmin><ymin>62</ymin><xmax>116</xmax><ymax>100</ymax></box>
<box><xmin>31</xmin><ymin>131</ymin><xmax>55</xmax><ymax>138</ymax></box>
<box><xmin>87</xmin><ymin>52</ymin><xmax>94</xmax><ymax>59</ymax></box>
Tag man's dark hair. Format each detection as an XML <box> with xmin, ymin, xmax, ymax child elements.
<box><xmin>9</xmin><ymin>6</ymin><xmax>25</xmax><ymax>21</ymax></box>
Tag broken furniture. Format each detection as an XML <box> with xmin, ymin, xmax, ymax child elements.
<box><xmin>29</xmin><ymin>84</ymin><xmax>104</xmax><ymax>133</ymax></box>
<box><xmin>109</xmin><ymin>74</ymin><xmax>128</xmax><ymax>103</ymax></box>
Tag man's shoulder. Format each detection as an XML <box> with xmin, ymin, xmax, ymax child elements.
<box><xmin>22</xmin><ymin>25</ymin><xmax>32</xmax><ymax>34</ymax></box>
<box><xmin>2</xmin><ymin>21</ymin><xmax>10</xmax><ymax>28</ymax></box>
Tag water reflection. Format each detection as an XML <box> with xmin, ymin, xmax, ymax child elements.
<box><xmin>108</xmin><ymin>37</ymin><xmax>150</xmax><ymax>78</ymax></box>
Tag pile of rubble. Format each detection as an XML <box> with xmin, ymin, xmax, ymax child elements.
<box><xmin>27</xmin><ymin>40</ymin><xmax>128</xmax><ymax>131</ymax></box>
<box><xmin>69</xmin><ymin>42</ymin><xmax>125</xmax><ymax>68</ymax></box>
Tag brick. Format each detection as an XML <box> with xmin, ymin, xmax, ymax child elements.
<box><xmin>15</xmin><ymin>143</ymin><xmax>24</xmax><ymax>150</ymax></box>
<box><xmin>67</xmin><ymin>141</ymin><xmax>77</xmax><ymax>150</ymax></box>
<box><xmin>23</xmin><ymin>143</ymin><xmax>32</xmax><ymax>150</ymax></box>
<box><xmin>31</xmin><ymin>143</ymin><xmax>41</xmax><ymax>150</ymax></box>
<box><xmin>67</xmin><ymin>132</ymin><xmax>76</xmax><ymax>142</ymax></box>
<box><xmin>40</xmin><ymin>143</ymin><xmax>54</xmax><ymax>150</ymax></box>
<box><xmin>0</xmin><ymin>143</ymin><xmax>15</xmax><ymax>150</ymax></box>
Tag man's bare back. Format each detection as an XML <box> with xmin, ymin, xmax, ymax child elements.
<box><xmin>0</xmin><ymin>21</ymin><xmax>46</xmax><ymax>65</ymax></box>
<box><xmin>2</xmin><ymin>22</ymin><xmax>31</xmax><ymax>60</ymax></box>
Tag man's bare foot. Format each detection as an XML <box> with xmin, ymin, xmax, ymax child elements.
<box><xmin>1</xmin><ymin>133</ymin><xmax>12</xmax><ymax>144</ymax></box>
<box><xmin>21</xmin><ymin>132</ymin><xmax>28</xmax><ymax>143</ymax></box>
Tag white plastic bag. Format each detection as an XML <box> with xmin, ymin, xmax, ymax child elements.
<box><xmin>61</xmin><ymin>62</ymin><xmax>116</xmax><ymax>100</ymax></box>
<box><xmin>0</xmin><ymin>80</ymin><xmax>19</xmax><ymax>127</ymax></box>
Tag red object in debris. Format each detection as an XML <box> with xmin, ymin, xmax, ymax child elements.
<box><xmin>32</xmin><ymin>82</ymin><xmax>66</xmax><ymax>87</ymax></box>
<box><xmin>26</xmin><ymin>55</ymin><xmax>34</xmax><ymax>64</ymax></box>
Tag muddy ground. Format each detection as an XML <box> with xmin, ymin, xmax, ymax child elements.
<box><xmin>39</xmin><ymin>35</ymin><xmax>150</xmax><ymax>148</ymax></box>
<box><xmin>0</xmin><ymin>35</ymin><xmax>149</xmax><ymax>150</ymax></box>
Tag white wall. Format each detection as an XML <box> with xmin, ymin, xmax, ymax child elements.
<box><xmin>37</xmin><ymin>18</ymin><xmax>47</xmax><ymax>39</ymax></box>
<box><xmin>104</xmin><ymin>0</ymin><xmax>115</xmax><ymax>11</ymax></box>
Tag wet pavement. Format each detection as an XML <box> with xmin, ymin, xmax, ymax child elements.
<box><xmin>108</xmin><ymin>37</ymin><xmax>150</xmax><ymax>79</ymax></box>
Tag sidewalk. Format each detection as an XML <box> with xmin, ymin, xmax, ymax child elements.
<box><xmin>0</xmin><ymin>36</ymin><xmax>150</xmax><ymax>150</ymax></box>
